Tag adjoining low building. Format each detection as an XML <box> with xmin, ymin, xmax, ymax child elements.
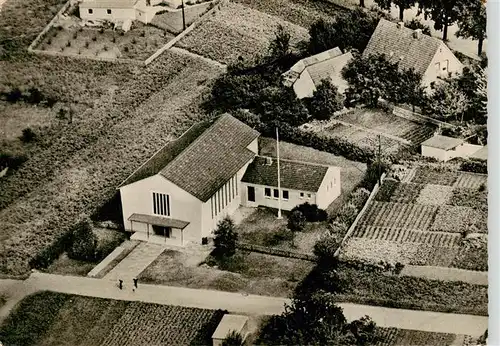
<box><xmin>118</xmin><ymin>114</ymin><xmax>342</xmax><ymax>246</ymax></box>
<box><xmin>363</xmin><ymin>19</ymin><xmax>463</xmax><ymax>88</ymax></box>
<box><xmin>282</xmin><ymin>47</ymin><xmax>353</xmax><ymax>99</ymax></box>
<box><xmin>421</xmin><ymin>135</ymin><xmax>486</xmax><ymax>162</ymax></box>
<box><xmin>212</xmin><ymin>314</ymin><xmax>249</xmax><ymax>346</ymax></box>
<box><xmin>241</xmin><ymin>156</ymin><xmax>341</xmax><ymax>210</ymax></box>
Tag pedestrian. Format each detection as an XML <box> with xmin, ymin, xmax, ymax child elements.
<box><xmin>133</xmin><ymin>278</ymin><xmax>138</xmax><ymax>289</ymax></box>
<box><xmin>118</xmin><ymin>279</ymin><xmax>123</xmax><ymax>290</ymax></box>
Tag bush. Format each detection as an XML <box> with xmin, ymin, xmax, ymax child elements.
<box><xmin>20</xmin><ymin>128</ymin><xmax>36</xmax><ymax>143</ymax></box>
<box><xmin>291</xmin><ymin>203</ymin><xmax>327</xmax><ymax>222</ymax></box>
<box><xmin>0</xmin><ymin>152</ymin><xmax>27</xmax><ymax>171</ymax></box>
<box><xmin>287</xmin><ymin>210</ymin><xmax>306</xmax><ymax>233</ymax></box>
<box><xmin>67</xmin><ymin>219</ymin><xmax>97</xmax><ymax>261</ymax></box>
<box><xmin>222</xmin><ymin>331</ymin><xmax>244</xmax><ymax>346</ymax></box>
<box><xmin>213</xmin><ymin>217</ymin><xmax>238</xmax><ymax>257</ymax></box>
<box><xmin>337</xmin><ymin>202</ymin><xmax>359</xmax><ymax>226</ymax></box>
<box><xmin>349</xmin><ymin>188</ymin><xmax>370</xmax><ymax>209</ymax></box>
<box><xmin>329</xmin><ymin>220</ymin><xmax>348</xmax><ymax>236</ymax></box>
<box><xmin>308</xmin><ymin>79</ymin><xmax>344</xmax><ymax>120</ymax></box>
<box><xmin>460</xmin><ymin>159</ymin><xmax>487</xmax><ymax>174</ymax></box>
<box><xmin>314</xmin><ymin>233</ymin><xmax>342</xmax><ymax>266</ymax></box>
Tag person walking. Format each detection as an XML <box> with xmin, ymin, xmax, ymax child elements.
<box><xmin>133</xmin><ymin>278</ymin><xmax>138</xmax><ymax>290</ymax></box>
<box><xmin>118</xmin><ymin>279</ymin><xmax>123</xmax><ymax>290</ymax></box>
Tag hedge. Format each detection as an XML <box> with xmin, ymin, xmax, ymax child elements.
<box><xmin>460</xmin><ymin>159</ymin><xmax>487</xmax><ymax>174</ymax></box>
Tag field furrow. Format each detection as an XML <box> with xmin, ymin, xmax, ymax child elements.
<box><xmin>454</xmin><ymin>172</ymin><xmax>487</xmax><ymax>189</ymax></box>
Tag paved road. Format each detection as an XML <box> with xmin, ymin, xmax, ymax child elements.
<box><xmin>0</xmin><ymin>273</ymin><xmax>488</xmax><ymax>336</ymax></box>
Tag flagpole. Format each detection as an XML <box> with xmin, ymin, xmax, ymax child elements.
<box><xmin>276</xmin><ymin>127</ymin><xmax>282</xmax><ymax>219</ymax></box>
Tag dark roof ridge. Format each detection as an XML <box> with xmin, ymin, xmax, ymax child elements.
<box><xmin>257</xmin><ymin>155</ymin><xmax>335</xmax><ymax>168</ymax></box>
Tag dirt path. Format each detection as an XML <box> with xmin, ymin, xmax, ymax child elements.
<box><xmin>401</xmin><ymin>265</ymin><xmax>488</xmax><ymax>286</ymax></box>
<box><xmin>0</xmin><ymin>273</ymin><xmax>488</xmax><ymax>336</ymax></box>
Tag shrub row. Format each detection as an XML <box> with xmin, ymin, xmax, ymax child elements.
<box><xmin>338</xmin><ymin>258</ymin><xmax>404</xmax><ymax>275</ymax></box>
<box><xmin>236</xmin><ymin>242</ymin><xmax>316</xmax><ymax>262</ymax></box>
<box><xmin>290</xmin><ymin>202</ymin><xmax>327</xmax><ymax>222</ymax></box>
<box><xmin>460</xmin><ymin>159</ymin><xmax>487</xmax><ymax>174</ymax></box>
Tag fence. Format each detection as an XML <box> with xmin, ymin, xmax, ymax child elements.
<box><xmin>333</xmin><ymin>172</ymin><xmax>387</xmax><ymax>257</ymax></box>
<box><xmin>28</xmin><ymin>0</ymin><xmax>73</xmax><ymax>51</ymax></box>
<box><xmin>236</xmin><ymin>242</ymin><xmax>316</xmax><ymax>262</ymax></box>
<box><xmin>144</xmin><ymin>0</ymin><xmax>228</xmax><ymax>65</ymax></box>
<box><xmin>29</xmin><ymin>48</ymin><xmax>145</xmax><ymax>65</ymax></box>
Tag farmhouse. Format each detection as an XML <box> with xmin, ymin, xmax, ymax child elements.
<box><xmin>118</xmin><ymin>114</ymin><xmax>341</xmax><ymax>246</ymax></box>
<box><xmin>79</xmin><ymin>0</ymin><xmax>157</xmax><ymax>25</ymax></box>
<box><xmin>363</xmin><ymin>19</ymin><xmax>463</xmax><ymax>87</ymax></box>
<box><xmin>421</xmin><ymin>135</ymin><xmax>486</xmax><ymax>162</ymax></box>
<box><xmin>282</xmin><ymin>47</ymin><xmax>353</xmax><ymax>99</ymax></box>
<box><xmin>241</xmin><ymin>156</ymin><xmax>340</xmax><ymax>210</ymax></box>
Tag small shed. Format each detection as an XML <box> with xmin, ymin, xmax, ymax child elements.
<box><xmin>212</xmin><ymin>314</ymin><xmax>249</xmax><ymax>346</ymax></box>
<box><xmin>421</xmin><ymin>135</ymin><xmax>464</xmax><ymax>162</ymax></box>
<box><xmin>469</xmin><ymin>145</ymin><xmax>488</xmax><ymax>161</ymax></box>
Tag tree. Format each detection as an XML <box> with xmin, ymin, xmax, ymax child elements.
<box><xmin>20</xmin><ymin>128</ymin><xmax>36</xmax><ymax>143</ymax></box>
<box><xmin>404</xmin><ymin>18</ymin><xmax>432</xmax><ymax>35</ymax></box>
<box><xmin>308</xmin><ymin>79</ymin><xmax>344</xmax><ymax>120</ymax></box>
<box><xmin>257</xmin><ymin>290</ymin><xmax>376</xmax><ymax>345</ymax></box>
<box><xmin>268</xmin><ymin>24</ymin><xmax>291</xmax><ymax>61</ymax></box>
<box><xmin>374</xmin><ymin>0</ymin><xmax>416</xmax><ymax>21</ymax></box>
<box><xmin>221</xmin><ymin>331</ymin><xmax>244</xmax><ymax>346</ymax></box>
<box><xmin>424</xmin><ymin>81</ymin><xmax>468</xmax><ymax>122</ymax></box>
<box><xmin>313</xmin><ymin>233</ymin><xmax>342</xmax><ymax>267</ymax></box>
<box><xmin>256</xmin><ymin>86</ymin><xmax>310</xmax><ymax>126</ymax></box>
<box><xmin>455</xmin><ymin>63</ymin><xmax>487</xmax><ymax>124</ymax></box>
<box><xmin>389</xmin><ymin>67</ymin><xmax>425</xmax><ymax>110</ymax></box>
<box><xmin>68</xmin><ymin>219</ymin><xmax>97</xmax><ymax>261</ymax></box>
<box><xmin>455</xmin><ymin>0</ymin><xmax>486</xmax><ymax>56</ymax></box>
<box><xmin>288</xmin><ymin>210</ymin><xmax>307</xmax><ymax>233</ymax></box>
<box><xmin>417</xmin><ymin>0</ymin><xmax>466</xmax><ymax>41</ymax></box>
<box><xmin>308</xmin><ymin>9</ymin><xmax>384</xmax><ymax>54</ymax></box>
<box><xmin>213</xmin><ymin>217</ymin><xmax>238</xmax><ymax>257</ymax></box>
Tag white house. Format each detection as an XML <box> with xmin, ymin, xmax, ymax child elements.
<box><xmin>118</xmin><ymin>114</ymin><xmax>342</xmax><ymax>246</ymax></box>
<box><xmin>421</xmin><ymin>135</ymin><xmax>486</xmax><ymax>162</ymax></box>
<box><xmin>282</xmin><ymin>47</ymin><xmax>353</xmax><ymax>99</ymax></box>
<box><xmin>363</xmin><ymin>19</ymin><xmax>463</xmax><ymax>87</ymax></box>
<box><xmin>79</xmin><ymin>0</ymin><xmax>157</xmax><ymax>25</ymax></box>
<box><xmin>241</xmin><ymin>156</ymin><xmax>341</xmax><ymax>210</ymax></box>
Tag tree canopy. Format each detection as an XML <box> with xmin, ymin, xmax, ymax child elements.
<box><xmin>374</xmin><ymin>0</ymin><xmax>416</xmax><ymax>21</ymax></box>
<box><xmin>417</xmin><ymin>0</ymin><xmax>467</xmax><ymax>40</ymax></box>
<box><xmin>308</xmin><ymin>79</ymin><xmax>344</xmax><ymax>120</ymax></box>
<box><xmin>455</xmin><ymin>0</ymin><xmax>487</xmax><ymax>55</ymax></box>
<box><xmin>213</xmin><ymin>217</ymin><xmax>238</xmax><ymax>257</ymax></box>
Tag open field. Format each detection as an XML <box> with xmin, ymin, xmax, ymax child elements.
<box><xmin>373</xmin><ymin>327</ymin><xmax>463</xmax><ymax>346</ymax></box>
<box><xmin>176</xmin><ymin>2</ymin><xmax>309</xmax><ymax>64</ymax></box>
<box><xmin>139</xmin><ymin>249</ymin><xmax>314</xmax><ymax>297</ymax></box>
<box><xmin>37</xmin><ymin>22</ymin><xmax>175</xmax><ymax>61</ymax></box>
<box><xmin>0</xmin><ymin>50</ymin><xmax>224</xmax><ymax>276</ymax></box>
<box><xmin>0</xmin><ymin>291</ymin><xmax>224</xmax><ymax>346</ymax></box>
<box><xmin>341</xmin><ymin>170</ymin><xmax>488</xmax><ymax>271</ymax></box>
<box><xmin>337</xmin><ymin>108</ymin><xmax>436</xmax><ymax>144</ymax></box>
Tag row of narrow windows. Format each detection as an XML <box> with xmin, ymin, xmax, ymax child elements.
<box><xmin>211</xmin><ymin>175</ymin><xmax>238</xmax><ymax>219</ymax></box>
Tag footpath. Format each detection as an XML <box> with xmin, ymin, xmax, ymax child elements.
<box><xmin>0</xmin><ymin>273</ymin><xmax>488</xmax><ymax>336</ymax></box>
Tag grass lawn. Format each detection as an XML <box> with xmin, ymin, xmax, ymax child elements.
<box><xmin>0</xmin><ymin>291</ymin><xmax>224</xmax><ymax>346</ymax></box>
<box><xmin>331</xmin><ymin>264</ymin><xmax>488</xmax><ymax>316</ymax></box>
<box><xmin>258</xmin><ymin>137</ymin><xmax>366</xmax><ymax>216</ymax></box>
<box><xmin>0</xmin><ymin>102</ymin><xmax>56</xmax><ymax>142</ymax></box>
<box><xmin>237</xmin><ymin>207</ymin><xmax>326</xmax><ymax>255</ymax></box>
<box><xmin>176</xmin><ymin>2</ymin><xmax>309</xmax><ymax>64</ymax></box>
<box><xmin>139</xmin><ymin>249</ymin><xmax>314</xmax><ymax>297</ymax></box>
<box><xmin>38</xmin><ymin>22</ymin><xmax>175</xmax><ymax>61</ymax></box>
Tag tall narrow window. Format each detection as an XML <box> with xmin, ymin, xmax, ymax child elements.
<box><xmin>283</xmin><ymin>190</ymin><xmax>289</xmax><ymax>200</ymax></box>
<box><xmin>273</xmin><ymin>189</ymin><xmax>279</xmax><ymax>198</ymax></box>
<box><xmin>218</xmin><ymin>190</ymin><xmax>221</xmax><ymax>213</ymax></box>
<box><xmin>211</xmin><ymin>197</ymin><xmax>214</xmax><ymax>219</ymax></box>
<box><xmin>225</xmin><ymin>183</ymin><xmax>228</xmax><ymax>206</ymax></box>
<box><xmin>265</xmin><ymin>188</ymin><xmax>271</xmax><ymax>198</ymax></box>
<box><xmin>232</xmin><ymin>176</ymin><xmax>235</xmax><ymax>198</ymax></box>
<box><xmin>236</xmin><ymin>176</ymin><xmax>238</xmax><ymax>195</ymax></box>
<box><xmin>152</xmin><ymin>192</ymin><xmax>170</xmax><ymax>216</ymax></box>
<box><xmin>214</xmin><ymin>194</ymin><xmax>218</xmax><ymax>216</ymax></box>
<box><xmin>228</xmin><ymin>180</ymin><xmax>232</xmax><ymax>203</ymax></box>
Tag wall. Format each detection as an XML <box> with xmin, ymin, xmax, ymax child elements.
<box><xmin>247</xmin><ymin>137</ymin><xmax>258</xmax><ymax>155</ymax></box>
<box><xmin>119</xmin><ymin>174</ymin><xmax>202</xmax><ymax>244</ymax></box>
<box><xmin>293</xmin><ymin>70</ymin><xmax>316</xmax><ymax>99</ymax></box>
<box><xmin>316</xmin><ymin>167</ymin><xmax>341</xmax><ymax>209</ymax></box>
<box><xmin>240</xmin><ymin>182</ymin><xmax>317</xmax><ymax>211</ymax></box>
<box><xmin>421</xmin><ymin>145</ymin><xmax>449</xmax><ymax>161</ymax></box>
<box><xmin>80</xmin><ymin>7</ymin><xmax>136</xmax><ymax>22</ymax></box>
<box><xmin>201</xmin><ymin>162</ymin><xmax>252</xmax><ymax>238</ymax></box>
<box><xmin>423</xmin><ymin>42</ymin><xmax>464</xmax><ymax>87</ymax></box>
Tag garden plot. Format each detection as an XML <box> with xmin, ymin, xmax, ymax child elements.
<box><xmin>453</xmin><ymin>172</ymin><xmax>487</xmax><ymax>189</ymax></box>
<box><xmin>315</xmin><ymin>122</ymin><xmax>404</xmax><ymax>156</ymax></box>
<box><xmin>375</xmin><ymin>180</ymin><xmax>424</xmax><ymax>204</ymax></box>
<box><xmin>450</xmin><ymin>187</ymin><xmax>487</xmax><ymax>209</ymax></box>
<box><xmin>0</xmin><ymin>291</ymin><xmax>223</xmax><ymax>346</ymax></box>
<box><xmin>359</xmin><ymin>201</ymin><xmax>439</xmax><ymax>231</ymax></box>
<box><xmin>373</xmin><ymin>328</ymin><xmax>459</xmax><ymax>346</ymax></box>
<box><xmin>410</xmin><ymin>166</ymin><xmax>459</xmax><ymax>186</ymax></box>
<box><xmin>175</xmin><ymin>2</ymin><xmax>309</xmax><ymax>64</ymax></box>
<box><xmin>37</xmin><ymin>22</ymin><xmax>175</xmax><ymax>61</ymax></box>
<box><xmin>431</xmin><ymin>205</ymin><xmax>487</xmax><ymax>233</ymax></box>
<box><xmin>451</xmin><ymin>235</ymin><xmax>488</xmax><ymax>271</ymax></box>
<box><xmin>415</xmin><ymin>184</ymin><xmax>453</xmax><ymax>205</ymax></box>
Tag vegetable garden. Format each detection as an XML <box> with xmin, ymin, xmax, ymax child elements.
<box><xmin>339</xmin><ymin>169</ymin><xmax>488</xmax><ymax>271</ymax></box>
<box><xmin>373</xmin><ymin>328</ymin><xmax>461</xmax><ymax>346</ymax></box>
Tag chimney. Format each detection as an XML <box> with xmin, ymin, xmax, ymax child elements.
<box><xmin>396</xmin><ymin>22</ymin><xmax>404</xmax><ymax>29</ymax></box>
<box><xmin>265</xmin><ymin>157</ymin><xmax>273</xmax><ymax>166</ymax></box>
<box><xmin>413</xmin><ymin>29</ymin><xmax>422</xmax><ymax>39</ymax></box>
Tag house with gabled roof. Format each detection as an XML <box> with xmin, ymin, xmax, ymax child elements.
<box><xmin>241</xmin><ymin>156</ymin><xmax>340</xmax><ymax>210</ymax></box>
<box><xmin>79</xmin><ymin>0</ymin><xmax>157</xmax><ymax>26</ymax></box>
<box><xmin>282</xmin><ymin>47</ymin><xmax>353</xmax><ymax>99</ymax></box>
<box><xmin>363</xmin><ymin>19</ymin><xmax>463</xmax><ymax>87</ymax></box>
<box><xmin>118</xmin><ymin>114</ymin><xmax>342</xmax><ymax>245</ymax></box>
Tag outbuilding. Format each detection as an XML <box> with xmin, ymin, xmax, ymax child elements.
<box><xmin>212</xmin><ymin>314</ymin><xmax>249</xmax><ymax>346</ymax></box>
